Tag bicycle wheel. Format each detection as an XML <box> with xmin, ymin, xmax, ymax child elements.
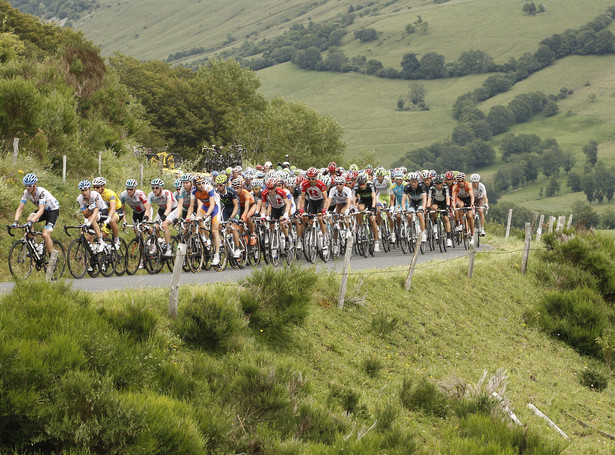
<box><xmin>235</xmin><ymin>235</ymin><xmax>248</xmax><ymax>269</ymax></box>
<box><xmin>462</xmin><ymin>217</ymin><xmax>470</xmax><ymax>250</ymax></box>
<box><xmin>306</xmin><ymin>226</ymin><xmax>318</xmax><ymax>263</ymax></box>
<box><xmin>319</xmin><ymin>230</ymin><xmax>330</xmax><ymax>263</ymax></box>
<box><xmin>367</xmin><ymin>226</ymin><xmax>375</xmax><ymax>257</ymax></box>
<box><xmin>143</xmin><ymin>235</ymin><xmax>163</xmax><ymax>274</ymax></box>
<box><xmin>427</xmin><ymin>217</ymin><xmax>435</xmax><ymax>252</ymax></box>
<box><xmin>269</xmin><ymin>229</ymin><xmax>281</xmax><ymax>267</ymax></box>
<box><xmin>285</xmin><ymin>228</ymin><xmax>296</xmax><ymax>265</ymax></box>
<box><xmin>437</xmin><ymin>220</ymin><xmax>446</xmax><ymax>253</ymax></box>
<box><xmin>67</xmin><ymin>238</ymin><xmax>88</xmax><ymax>279</ymax></box>
<box><xmin>398</xmin><ymin>221</ymin><xmax>409</xmax><ymax>254</ymax></box>
<box><xmin>474</xmin><ymin>215</ymin><xmax>481</xmax><ymax>248</ymax></box>
<box><xmin>247</xmin><ymin>232</ymin><xmax>261</xmax><ymax>267</ymax></box>
<box><xmin>125</xmin><ymin>238</ymin><xmax>142</xmax><ymax>275</ymax></box>
<box><xmin>42</xmin><ymin>239</ymin><xmax>66</xmax><ymax>280</ymax></box>
<box><xmin>419</xmin><ymin>225</ymin><xmax>426</xmax><ymax>255</ymax></box>
<box><xmin>113</xmin><ymin>238</ymin><xmax>128</xmax><ymax>276</ymax></box>
<box><xmin>165</xmin><ymin>236</ymin><xmax>178</xmax><ymax>273</ymax></box>
<box><xmin>99</xmin><ymin>241</ymin><xmax>117</xmax><ymax>277</ymax></box>
<box><xmin>213</xmin><ymin>239</ymin><xmax>228</xmax><ymax>272</ymax></box>
<box><xmin>8</xmin><ymin>240</ymin><xmax>32</xmax><ymax>279</ymax></box>
<box><xmin>408</xmin><ymin>218</ymin><xmax>416</xmax><ymax>254</ymax></box>
<box><xmin>381</xmin><ymin>218</ymin><xmax>390</xmax><ymax>253</ymax></box>
<box><xmin>186</xmin><ymin>234</ymin><xmax>204</xmax><ymax>273</ymax></box>
<box><xmin>261</xmin><ymin>227</ymin><xmax>271</xmax><ymax>265</ymax></box>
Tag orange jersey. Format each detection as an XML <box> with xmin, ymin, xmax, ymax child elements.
<box><xmin>452</xmin><ymin>181</ymin><xmax>473</xmax><ymax>200</ymax></box>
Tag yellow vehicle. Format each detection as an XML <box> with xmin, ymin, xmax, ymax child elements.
<box><xmin>144</xmin><ymin>149</ymin><xmax>183</xmax><ymax>177</ymax></box>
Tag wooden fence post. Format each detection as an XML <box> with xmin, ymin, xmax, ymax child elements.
<box><xmin>567</xmin><ymin>213</ymin><xmax>573</xmax><ymax>229</ymax></box>
<box><xmin>169</xmin><ymin>243</ymin><xmax>186</xmax><ymax>319</ymax></box>
<box><xmin>337</xmin><ymin>232</ymin><xmax>354</xmax><ymax>309</ymax></box>
<box><xmin>140</xmin><ymin>164</ymin><xmax>144</xmax><ymax>187</ymax></box>
<box><xmin>505</xmin><ymin>209</ymin><xmax>513</xmax><ymax>238</ymax></box>
<box><xmin>556</xmin><ymin>216</ymin><xmax>565</xmax><ymax>233</ymax></box>
<box><xmin>98</xmin><ymin>151</ymin><xmax>102</xmax><ymax>175</ymax></box>
<box><xmin>468</xmin><ymin>232</ymin><xmax>477</xmax><ymax>278</ymax></box>
<box><xmin>527</xmin><ymin>404</ymin><xmax>569</xmax><ymax>440</ymax></box>
<box><xmin>531</xmin><ymin>211</ymin><xmax>539</xmax><ymax>234</ymax></box>
<box><xmin>62</xmin><ymin>155</ymin><xmax>67</xmax><ymax>183</ymax></box>
<box><xmin>521</xmin><ymin>222</ymin><xmax>531</xmax><ymax>274</ymax></box>
<box><xmin>12</xmin><ymin>138</ymin><xmax>19</xmax><ymax>161</ymax></box>
<box><xmin>45</xmin><ymin>249</ymin><xmax>59</xmax><ymax>282</ymax></box>
<box><xmin>535</xmin><ymin>214</ymin><xmax>544</xmax><ymax>243</ymax></box>
<box><xmin>548</xmin><ymin>216</ymin><xmax>555</xmax><ymax>233</ymax></box>
<box><xmin>405</xmin><ymin>230</ymin><xmax>421</xmax><ymax>291</ymax></box>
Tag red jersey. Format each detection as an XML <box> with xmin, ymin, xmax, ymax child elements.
<box><xmin>262</xmin><ymin>188</ymin><xmax>288</xmax><ymax>209</ymax></box>
<box><xmin>300</xmin><ymin>179</ymin><xmax>327</xmax><ymax>200</ymax></box>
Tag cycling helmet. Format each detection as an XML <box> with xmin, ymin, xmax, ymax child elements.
<box><xmin>22</xmin><ymin>173</ymin><xmax>38</xmax><ymax>186</ymax></box>
<box><xmin>244</xmin><ymin>171</ymin><xmax>254</xmax><ymax>180</ymax></box>
<box><xmin>255</xmin><ymin>171</ymin><xmax>265</xmax><ymax>179</ymax></box>
<box><xmin>456</xmin><ymin>172</ymin><xmax>466</xmax><ymax>181</ymax></box>
<box><xmin>294</xmin><ymin>168</ymin><xmax>301</xmax><ymax>175</ymax></box>
<box><xmin>334</xmin><ymin>176</ymin><xmax>345</xmax><ymax>185</ymax></box>
<box><xmin>78</xmin><ymin>180</ymin><xmax>91</xmax><ymax>190</ymax></box>
<box><xmin>321</xmin><ymin>175</ymin><xmax>331</xmax><ymax>186</ymax></box>
<box><xmin>174</xmin><ymin>178</ymin><xmax>182</xmax><ymax>188</ymax></box>
<box><xmin>429</xmin><ymin>170</ymin><xmax>437</xmax><ymax>178</ymax></box>
<box><xmin>234</xmin><ymin>165</ymin><xmax>242</xmax><ymax>172</ymax></box>
<box><xmin>125</xmin><ymin>179</ymin><xmax>138</xmax><ymax>189</ymax></box>
<box><xmin>470</xmin><ymin>173</ymin><xmax>480</xmax><ymax>183</ymax></box>
<box><xmin>92</xmin><ymin>177</ymin><xmax>106</xmax><ymax>186</ymax></box>
<box><xmin>328</xmin><ymin>162</ymin><xmax>337</xmax><ymax>173</ymax></box>
<box><xmin>349</xmin><ymin>164</ymin><xmax>359</xmax><ymax>171</ymax></box>
<box><xmin>255</xmin><ymin>164</ymin><xmax>264</xmax><ymax>171</ymax></box>
<box><xmin>345</xmin><ymin>174</ymin><xmax>353</xmax><ymax>183</ymax></box>
<box><xmin>365</xmin><ymin>167</ymin><xmax>373</xmax><ymax>175</ymax></box>
<box><xmin>375</xmin><ymin>167</ymin><xmax>386</xmax><ymax>177</ymax></box>
<box><xmin>286</xmin><ymin>176</ymin><xmax>296</xmax><ymax>186</ymax></box>
<box><xmin>252</xmin><ymin>178</ymin><xmax>263</xmax><ymax>188</ymax></box>
<box><xmin>306</xmin><ymin>167</ymin><xmax>318</xmax><ymax>178</ymax></box>
<box><xmin>181</xmin><ymin>173</ymin><xmax>193</xmax><ymax>182</ymax></box>
<box><xmin>365</xmin><ymin>164</ymin><xmax>373</xmax><ymax>170</ymax></box>
<box><xmin>211</xmin><ymin>170</ymin><xmax>219</xmax><ymax>178</ymax></box>
<box><xmin>409</xmin><ymin>172</ymin><xmax>420</xmax><ymax>181</ymax></box>
<box><xmin>225</xmin><ymin>167</ymin><xmax>233</xmax><ymax>174</ymax></box>
<box><xmin>296</xmin><ymin>175</ymin><xmax>306</xmax><ymax>185</ymax></box>
<box><xmin>232</xmin><ymin>176</ymin><xmax>244</xmax><ymax>189</ymax></box>
<box><xmin>393</xmin><ymin>171</ymin><xmax>404</xmax><ymax>179</ymax></box>
<box><xmin>265</xmin><ymin>177</ymin><xmax>277</xmax><ymax>189</ymax></box>
<box><xmin>151</xmin><ymin>178</ymin><xmax>164</xmax><ymax>187</ymax></box>
<box><xmin>445</xmin><ymin>171</ymin><xmax>454</xmax><ymax>180</ymax></box>
<box><xmin>357</xmin><ymin>174</ymin><xmax>367</xmax><ymax>184</ymax></box>
<box><xmin>434</xmin><ymin>176</ymin><xmax>444</xmax><ymax>184</ymax></box>
<box><xmin>400</xmin><ymin>166</ymin><xmax>407</xmax><ymax>174</ymax></box>
<box><xmin>215</xmin><ymin>174</ymin><xmax>228</xmax><ymax>185</ymax></box>
<box><xmin>421</xmin><ymin>170</ymin><xmax>430</xmax><ymax>179</ymax></box>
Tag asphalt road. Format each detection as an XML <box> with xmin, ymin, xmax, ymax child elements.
<box><xmin>0</xmin><ymin>241</ymin><xmax>490</xmax><ymax>294</ymax></box>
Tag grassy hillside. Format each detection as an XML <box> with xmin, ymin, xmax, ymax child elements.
<box><xmin>2</xmin><ymin>234</ymin><xmax>615</xmax><ymax>453</ymax></box>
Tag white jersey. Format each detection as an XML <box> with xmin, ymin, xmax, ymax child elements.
<box><xmin>473</xmin><ymin>183</ymin><xmax>487</xmax><ymax>200</ymax></box>
<box><xmin>120</xmin><ymin>189</ymin><xmax>148</xmax><ymax>213</ymax></box>
<box><xmin>21</xmin><ymin>186</ymin><xmax>60</xmax><ymax>211</ymax></box>
<box><xmin>77</xmin><ymin>190</ymin><xmax>107</xmax><ymax>212</ymax></box>
<box><xmin>328</xmin><ymin>186</ymin><xmax>352</xmax><ymax>206</ymax></box>
<box><xmin>148</xmin><ymin>189</ymin><xmax>178</xmax><ymax>210</ymax></box>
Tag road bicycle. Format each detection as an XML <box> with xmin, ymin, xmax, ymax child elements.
<box><xmin>123</xmin><ymin>221</ymin><xmax>165</xmax><ymax>275</ymax></box>
<box><xmin>454</xmin><ymin>207</ymin><xmax>474</xmax><ymax>250</ymax></box>
<box><xmin>302</xmin><ymin>213</ymin><xmax>330</xmax><ymax>263</ymax></box>
<box><xmin>7</xmin><ymin>224</ymin><xmax>66</xmax><ymax>280</ymax></box>
<box><xmin>64</xmin><ymin>224</ymin><xmax>117</xmax><ymax>278</ymax></box>
<box><xmin>353</xmin><ymin>210</ymin><xmax>375</xmax><ymax>258</ymax></box>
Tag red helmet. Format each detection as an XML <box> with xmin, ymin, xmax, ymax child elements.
<box><xmin>328</xmin><ymin>162</ymin><xmax>337</xmax><ymax>173</ymax></box>
<box><xmin>365</xmin><ymin>168</ymin><xmax>373</xmax><ymax>175</ymax></box>
<box><xmin>296</xmin><ymin>175</ymin><xmax>306</xmax><ymax>185</ymax></box>
<box><xmin>445</xmin><ymin>171</ymin><xmax>454</xmax><ymax>180</ymax></box>
<box><xmin>265</xmin><ymin>177</ymin><xmax>277</xmax><ymax>189</ymax></box>
<box><xmin>256</xmin><ymin>164</ymin><xmax>264</xmax><ymax>171</ymax></box>
<box><xmin>306</xmin><ymin>167</ymin><xmax>318</xmax><ymax>178</ymax></box>
<box><xmin>345</xmin><ymin>174</ymin><xmax>353</xmax><ymax>183</ymax></box>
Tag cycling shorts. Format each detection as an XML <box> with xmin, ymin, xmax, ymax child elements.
<box><xmin>38</xmin><ymin>209</ymin><xmax>59</xmax><ymax>232</ymax></box>
<box><xmin>306</xmin><ymin>199</ymin><xmax>323</xmax><ymax>215</ymax></box>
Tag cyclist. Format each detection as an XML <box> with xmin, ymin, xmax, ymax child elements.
<box><xmin>427</xmin><ymin>175</ymin><xmax>453</xmax><ymax>247</ymax></box>
<box><xmin>325</xmin><ymin>175</ymin><xmax>352</xmax><ymax>256</ymax></box>
<box><xmin>470</xmin><ymin>173</ymin><xmax>488</xmax><ymax>236</ymax></box>
<box><xmin>258</xmin><ymin>177</ymin><xmax>292</xmax><ymax>247</ymax></box>
<box><xmin>145</xmin><ymin>178</ymin><xmax>178</xmax><ymax>257</ymax></box>
<box><xmin>233</xmin><ymin>176</ymin><xmax>258</xmax><ymax>245</ymax></box>
<box><xmin>297</xmin><ymin>167</ymin><xmax>329</xmax><ymax>251</ymax></box>
<box><xmin>373</xmin><ymin>167</ymin><xmax>393</xmax><ymax>243</ymax></box>
<box><xmin>215</xmin><ymin>174</ymin><xmax>242</xmax><ymax>259</ymax></box>
<box><xmin>92</xmin><ymin>177</ymin><xmax>123</xmax><ymax>250</ymax></box>
<box><xmin>175</xmin><ymin>173</ymin><xmax>194</xmax><ymax>221</ymax></box>
<box><xmin>401</xmin><ymin>172</ymin><xmax>427</xmax><ymax>243</ymax></box>
<box><xmin>120</xmin><ymin>179</ymin><xmax>148</xmax><ymax>224</ymax></box>
<box><xmin>76</xmin><ymin>179</ymin><xmax>108</xmax><ymax>253</ymax></box>
<box><xmin>12</xmin><ymin>173</ymin><xmax>60</xmax><ymax>255</ymax></box>
<box><xmin>185</xmin><ymin>174</ymin><xmax>222</xmax><ymax>266</ymax></box>
<box><xmin>353</xmin><ymin>173</ymin><xmax>380</xmax><ymax>252</ymax></box>
<box><xmin>452</xmin><ymin>172</ymin><xmax>475</xmax><ymax>246</ymax></box>
<box><xmin>389</xmin><ymin>171</ymin><xmax>406</xmax><ymax>242</ymax></box>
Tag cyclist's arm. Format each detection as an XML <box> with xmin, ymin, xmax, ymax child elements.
<box><xmin>230</xmin><ymin>196</ymin><xmax>239</xmax><ymax>219</ymax></box>
<box><xmin>164</xmin><ymin>196</ymin><xmax>173</xmax><ymax>218</ymax></box>
<box><xmin>371</xmin><ymin>190</ymin><xmax>377</xmax><ymax>210</ymax></box>
<box><xmin>31</xmin><ymin>203</ymin><xmax>45</xmax><ymax>223</ymax></box>
<box><xmin>107</xmin><ymin>195</ymin><xmax>117</xmax><ymax>221</ymax></box>
<box><xmin>298</xmin><ymin>191</ymin><xmax>306</xmax><ymax>212</ymax></box>
<box><xmin>144</xmin><ymin>202</ymin><xmax>152</xmax><ymax>220</ymax></box>
<box><xmin>13</xmin><ymin>201</ymin><xmax>26</xmax><ymax>223</ymax></box>
<box><xmin>86</xmin><ymin>206</ymin><xmax>100</xmax><ymax>224</ymax></box>
<box><xmin>284</xmin><ymin>197</ymin><xmax>291</xmax><ymax>217</ymax></box>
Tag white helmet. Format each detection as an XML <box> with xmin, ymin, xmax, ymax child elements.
<box><xmin>470</xmin><ymin>173</ymin><xmax>480</xmax><ymax>183</ymax></box>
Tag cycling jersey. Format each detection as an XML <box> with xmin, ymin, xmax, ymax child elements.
<box><xmin>77</xmin><ymin>190</ymin><xmax>107</xmax><ymax>212</ymax></box>
<box><xmin>472</xmin><ymin>183</ymin><xmax>487</xmax><ymax>201</ymax></box>
<box><xmin>148</xmin><ymin>189</ymin><xmax>178</xmax><ymax>210</ymax></box>
<box><xmin>452</xmin><ymin>181</ymin><xmax>473</xmax><ymax>201</ymax></box>
<box><xmin>120</xmin><ymin>189</ymin><xmax>148</xmax><ymax>213</ymax></box>
<box><xmin>261</xmin><ymin>188</ymin><xmax>288</xmax><ymax>210</ymax></box>
<box><xmin>176</xmin><ymin>187</ymin><xmax>193</xmax><ymax>211</ymax></box>
<box><xmin>99</xmin><ymin>188</ymin><xmax>122</xmax><ymax>210</ymax></box>
<box><xmin>403</xmin><ymin>182</ymin><xmax>427</xmax><ymax>203</ymax></box>
<box><xmin>373</xmin><ymin>177</ymin><xmax>392</xmax><ymax>204</ymax></box>
<box><xmin>354</xmin><ymin>182</ymin><xmax>375</xmax><ymax>207</ymax></box>
<box><xmin>190</xmin><ymin>183</ymin><xmax>218</xmax><ymax>212</ymax></box>
<box><xmin>429</xmin><ymin>184</ymin><xmax>450</xmax><ymax>204</ymax></box>
<box><xmin>218</xmin><ymin>187</ymin><xmax>239</xmax><ymax>221</ymax></box>
<box><xmin>21</xmin><ymin>186</ymin><xmax>60</xmax><ymax>211</ymax></box>
<box><xmin>328</xmin><ymin>186</ymin><xmax>352</xmax><ymax>206</ymax></box>
<box><xmin>283</xmin><ymin>188</ymin><xmax>297</xmax><ymax>214</ymax></box>
<box><xmin>390</xmin><ymin>182</ymin><xmax>406</xmax><ymax>208</ymax></box>
<box><xmin>238</xmin><ymin>188</ymin><xmax>255</xmax><ymax>208</ymax></box>
<box><xmin>301</xmin><ymin>180</ymin><xmax>327</xmax><ymax>200</ymax></box>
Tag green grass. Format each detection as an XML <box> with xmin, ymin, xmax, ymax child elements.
<box><xmin>3</xmin><ymin>233</ymin><xmax>615</xmax><ymax>453</ymax></box>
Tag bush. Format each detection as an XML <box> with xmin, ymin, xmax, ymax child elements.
<box><xmin>296</xmin><ymin>401</ymin><xmax>347</xmax><ymax>444</ymax></box>
<box><xmin>580</xmin><ymin>366</ymin><xmax>609</xmax><ymax>391</ymax></box>
<box><xmin>175</xmin><ymin>286</ymin><xmax>246</xmax><ymax>352</ymax></box>
<box><xmin>99</xmin><ymin>301</ymin><xmax>159</xmax><ymax>342</ymax></box>
<box><xmin>371</xmin><ymin>309</ymin><xmax>399</xmax><ymax>336</ymax></box>
<box><xmin>240</xmin><ymin>265</ymin><xmax>318</xmax><ymax>338</ymax></box>
<box><xmin>374</xmin><ymin>400</ymin><xmax>401</xmax><ymax>432</ymax></box>
<box><xmin>400</xmin><ymin>376</ymin><xmax>448</xmax><ymax>418</ymax></box>
<box><xmin>363</xmin><ymin>356</ymin><xmax>383</xmax><ymax>378</ymax></box>
<box><xmin>329</xmin><ymin>384</ymin><xmax>363</xmax><ymax>415</ymax></box>
<box><xmin>537</xmin><ymin>288</ymin><xmax>610</xmax><ymax>357</ymax></box>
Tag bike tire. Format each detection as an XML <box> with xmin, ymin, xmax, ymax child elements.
<box><xmin>474</xmin><ymin>216</ymin><xmax>481</xmax><ymax>248</ymax></box>
<box><xmin>43</xmin><ymin>239</ymin><xmax>66</xmax><ymax>280</ymax></box>
<box><xmin>67</xmin><ymin>238</ymin><xmax>88</xmax><ymax>279</ymax></box>
<box><xmin>270</xmin><ymin>230</ymin><xmax>281</xmax><ymax>267</ymax></box>
<box><xmin>99</xmin><ymin>240</ymin><xmax>117</xmax><ymax>277</ymax></box>
<box><xmin>8</xmin><ymin>239</ymin><xmax>32</xmax><ymax>280</ymax></box>
<box><xmin>187</xmin><ymin>234</ymin><xmax>204</xmax><ymax>273</ymax></box>
<box><xmin>462</xmin><ymin>218</ymin><xmax>470</xmax><ymax>251</ymax></box>
<box><xmin>307</xmin><ymin>227</ymin><xmax>318</xmax><ymax>264</ymax></box>
<box><xmin>427</xmin><ymin>218</ymin><xmax>435</xmax><ymax>252</ymax></box>
<box><xmin>213</xmin><ymin>239</ymin><xmax>228</xmax><ymax>272</ymax></box>
<box><xmin>235</xmin><ymin>235</ymin><xmax>248</xmax><ymax>269</ymax></box>
<box><xmin>125</xmin><ymin>237</ymin><xmax>142</xmax><ymax>276</ymax></box>
<box><xmin>247</xmin><ymin>233</ymin><xmax>261</xmax><ymax>267</ymax></box>
<box><xmin>285</xmin><ymin>229</ymin><xmax>296</xmax><ymax>266</ymax></box>
<box><xmin>437</xmin><ymin>220</ymin><xmax>446</xmax><ymax>253</ymax></box>
<box><xmin>381</xmin><ymin>219</ymin><xmax>390</xmax><ymax>253</ymax></box>
<box><xmin>143</xmin><ymin>235</ymin><xmax>163</xmax><ymax>274</ymax></box>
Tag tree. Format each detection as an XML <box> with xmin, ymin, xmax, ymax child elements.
<box><xmin>600</xmin><ymin>208</ymin><xmax>615</xmax><ymax>229</ymax></box>
<box><xmin>545</xmin><ymin>176</ymin><xmax>560</xmax><ymax>197</ymax></box>
<box><xmin>572</xmin><ymin>201</ymin><xmax>599</xmax><ymax>228</ymax></box>
<box><xmin>467</xmin><ymin>139</ymin><xmax>495</xmax><ymax>167</ymax></box>
<box><xmin>354</xmin><ymin>28</ymin><xmax>378</xmax><ymax>42</ymax></box>
<box><xmin>365</xmin><ymin>59</ymin><xmax>383</xmax><ymax>75</ymax></box>
<box><xmin>583</xmin><ymin>173</ymin><xmax>595</xmax><ymax>203</ymax></box>
<box><xmin>323</xmin><ymin>47</ymin><xmax>348</xmax><ymax>72</ymax></box>
<box><xmin>562</xmin><ymin>151</ymin><xmax>576</xmax><ymax>172</ymax></box>
<box><xmin>292</xmin><ymin>47</ymin><xmax>322</xmax><ymax>70</ymax></box>
<box><xmin>583</xmin><ymin>140</ymin><xmax>598</xmax><ymax>166</ymax></box>
<box><xmin>486</xmin><ymin>105</ymin><xmax>515</xmax><ymax>135</ymax></box>
<box><xmin>407</xmin><ymin>82</ymin><xmax>426</xmax><ymax>107</ymax></box>
<box><xmin>567</xmin><ymin>172</ymin><xmax>582</xmax><ymax>192</ymax></box>
<box><xmin>470</xmin><ymin>120</ymin><xmax>492</xmax><ymax>141</ymax></box>
<box><xmin>451</xmin><ymin>124</ymin><xmax>474</xmax><ymax>146</ymax></box>
<box><xmin>596</xmin><ymin>29</ymin><xmax>615</xmax><ymax>54</ymax></box>
<box><xmin>419</xmin><ymin>52</ymin><xmax>447</xmax><ymax>79</ymax></box>
<box><xmin>400</xmin><ymin>52</ymin><xmax>421</xmax><ymax>79</ymax></box>
<box><xmin>543</xmin><ymin>99</ymin><xmax>559</xmax><ymax>117</ymax></box>
<box><xmin>522</xmin><ymin>2</ymin><xmax>538</xmax><ymax>15</ymax></box>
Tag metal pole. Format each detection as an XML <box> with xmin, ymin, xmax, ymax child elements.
<box><xmin>140</xmin><ymin>164</ymin><xmax>144</xmax><ymax>187</ymax></box>
<box><xmin>98</xmin><ymin>151</ymin><xmax>102</xmax><ymax>175</ymax></box>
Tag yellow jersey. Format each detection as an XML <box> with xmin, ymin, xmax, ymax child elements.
<box><xmin>100</xmin><ymin>188</ymin><xmax>122</xmax><ymax>211</ymax></box>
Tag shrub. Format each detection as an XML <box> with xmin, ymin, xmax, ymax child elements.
<box><xmin>329</xmin><ymin>384</ymin><xmax>363</xmax><ymax>415</ymax></box>
<box><xmin>370</xmin><ymin>309</ymin><xmax>399</xmax><ymax>336</ymax></box>
<box><xmin>240</xmin><ymin>265</ymin><xmax>318</xmax><ymax>337</ymax></box>
<box><xmin>400</xmin><ymin>376</ymin><xmax>448</xmax><ymax>418</ymax></box>
<box><xmin>99</xmin><ymin>301</ymin><xmax>159</xmax><ymax>343</ymax></box>
<box><xmin>363</xmin><ymin>356</ymin><xmax>383</xmax><ymax>378</ymax></box>
<box><xmin>374</xmin><ymin>400</ymin><xmax>401</xmax><ymax>432</ymax></box>
<box><xmin>537</xmin><ymin>288</ymin><xmax>610</xmax><ymax>357</ymax></box>
<box><xmin>296</xmin><ymin>401</ymin><xmax>347</xmax><ymax>444</ymax></box>
<box><xmin>580</xmin><ymin>366</ymin><xmax>609</xmax><ymax>391</ymax></box>
<box><xmin>175</xmin><ymin>286</ymin><xmax>246</xmax><ymax>352</ymax></box>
